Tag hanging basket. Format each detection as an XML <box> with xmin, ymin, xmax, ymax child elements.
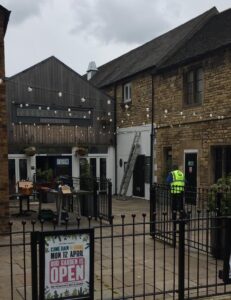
<box><xmin>75</xmin><ymin>147</ymin><xmax>88</xmax><ymax>156</ymax></box>
<box><xmin>24</xmin><ymin>146</ymin><xmax>36</xmax><ymax>156</ymax></box>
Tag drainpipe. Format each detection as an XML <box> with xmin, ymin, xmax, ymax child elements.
<box><xmin>150</xmin><ymin>75</ymin><xmax>155</xmax><ymax>226</ymax></box>
<box><xmin>114</xmin><ymin>84</ymin><xmax>118</xmax><ymax>195</ymax></box>
<box><xmin>150</xmin><ymin>75</ymin><xmax>155</xmax><ymax>192</ymax></box>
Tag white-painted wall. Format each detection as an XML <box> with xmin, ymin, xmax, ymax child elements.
<box><xmin>117</xmin><ymin>124</ymin><xmax>151</xmax><ymax>199</ymax></box>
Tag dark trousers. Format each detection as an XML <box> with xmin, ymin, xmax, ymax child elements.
<box><xmin>171</xmin><ymin>192</ymin><xmax>184</xmax><ymax>212</ymax></box>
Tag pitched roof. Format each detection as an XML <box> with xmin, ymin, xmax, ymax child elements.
<box><xmin>89</xmin><ymin>7</ymin><xmax>218</xmax><ymax>87</ymax></box>
<box><xmin>8</xmin><ymin>56</ymin><xmax>111</xmax><ymax>102</ymax></box>
<box><xmin>158</xmin><ymin>8</ymin><xmax>231</xmax><ymax>71</ymax></box>
<box><xmin>0</xmin><ymin>5</ymin><xmax>10</xmax><ymax>35</ymax></box>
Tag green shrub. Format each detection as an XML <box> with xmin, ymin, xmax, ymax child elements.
<box><xmin>208</xmin><ymin>175</ymin><xmax>231</xmax><ymax>214</ymax></box>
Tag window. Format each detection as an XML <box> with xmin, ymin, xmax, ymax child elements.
<box><xmin>213</xmin><ymin>146</ymin><xmax>231</xmax><ymax>182</ymax></box>
<box><xmin>184</xmin><ymin>68</ymin><xmax>203</xmax><ymax>105</ymax></box>
<box><xmin>123</xmin><ymin>82</ymin><xmax>132</xmax><ymax>103</ymax></box>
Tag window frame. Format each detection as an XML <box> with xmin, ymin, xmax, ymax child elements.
<box><xmin>123</xmin><ymin>82</ymin><xmax>132</xmax><ymax>104</ymax></box>
<box><xmin>184</xmin><ymin>67</ymin><xmax>204</xmax><ymax>106</ymax></box>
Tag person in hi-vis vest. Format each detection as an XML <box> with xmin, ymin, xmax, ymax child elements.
<box><xmin>166</xmin><ymin>164</ymin><xmax>185</xmax><ymax>212</ymax></box>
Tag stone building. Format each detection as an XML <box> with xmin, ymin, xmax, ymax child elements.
<box><xmin>89</xmin><ymin>6</ymin><xmax>231</xmax><ymax>196</ymax></box>
<box><xmin>154</xmin><ymin>8</ymin><xmax>231</xmax><ymax>187</ymax></box>
<box><xmin>0</xmin><ymin>5</ymin><xmax>10</xmax><ymax>229</ymax></box>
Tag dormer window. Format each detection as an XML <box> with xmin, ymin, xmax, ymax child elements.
<box><xmin>123</xmin><ymin>82</ymin><xmax>132</xmax><ymax>103</ymax></box>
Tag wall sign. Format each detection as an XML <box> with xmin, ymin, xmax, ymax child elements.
<box><xmin>57</xmin><ymin>158</ymin><xmax>70</xmax><ymax>165</ymax></box>
<box><xmin>31</xmin><ymin>229</ymin><xmax>94</xmax><ymax>300</ymax></box>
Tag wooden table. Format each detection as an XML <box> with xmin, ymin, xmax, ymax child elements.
<box><xmin>38</xmin><ymin>188</ymin><xmax>94</xmax><ymax>225</ymax></box>
<box><xmin>56</xmin><ymin>189</ymin><xmax>94</xmax><ymax>225</ymax></box>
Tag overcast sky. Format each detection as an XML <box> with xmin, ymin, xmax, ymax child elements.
<box><xmin>1</xmin><ymin>0</ymin><xmax>230</xmax><ymax>77</ymax></box>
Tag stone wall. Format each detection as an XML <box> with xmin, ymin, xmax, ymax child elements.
<box><xmin>0</xmin><ymin>14</ymin><xmax>9</xmax><ymax>230</ymax></box>
<box><xmin>154</xmin><ymin>48</ymin><xmax>231</xmax><ymax>186</ymax></box>
<box><xmin>104</xmin><ymin>72</ymin><xmax>153</xmax><ymax>129</ymax></box>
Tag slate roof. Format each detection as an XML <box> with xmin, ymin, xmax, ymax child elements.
<box><xmin>159</xmin><ymin>8</ymin><xmax>231</xmax><ymax>71</ymax></box>
<box><xmin>89</xmin><ymin>7</ymin><xmax>218</xmax><ymax>88</ymax></box>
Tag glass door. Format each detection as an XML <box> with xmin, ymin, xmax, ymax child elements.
<box><xmin>8</xmin><ymin>157</ymin><xmax>28</xmax><ymax>194</ymax></box>
<box><xmin>8</xmin><ymin>159</ymin><xmax>16</xmax><ymax>194</ymax></box>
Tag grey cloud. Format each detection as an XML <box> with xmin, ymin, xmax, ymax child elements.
<box><xmin>2</xmin><ymin>0</ymin><xmax>46</xmax><ymax>24</ymax></box>
<box><xmin>70</xmin><ymin>0</ymin><xmax>172</xmax><ymax>44</ymax></box>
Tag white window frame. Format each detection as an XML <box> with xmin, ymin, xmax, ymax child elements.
<box><xmin>123</xmin><ymin>82</ymin><xmax>132</xmax><ymax>103</ymax></box>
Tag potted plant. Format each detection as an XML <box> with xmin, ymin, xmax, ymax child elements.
<box><xmin>208</xmin><ymin>174</ymin><xmax>231</xmax><ymax>258</ymax></box>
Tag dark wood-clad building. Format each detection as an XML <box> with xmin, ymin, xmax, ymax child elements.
<box><xmin>6</xmin><ymin>56</ymin><xmax>115</xmax><ymax>193</ymax></box>
<box><xmin>0</xmin><ymin>5</ymin><xmax>10</xmax><ymax>229</ymax></box>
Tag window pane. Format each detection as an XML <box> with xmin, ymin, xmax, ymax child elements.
<box><xmin>19</xmin><ymin>159</ymin><xmax>27</xmax><ymax>180</ymax></box>
<box><xmin>124</xmin><ymin>83</ymin><xmax>131</xmax><ymax>102</ymax></box>
<box><xmin>90</xmin><ymin>158</ymin><xmax>96</xmax><ymax>178</ymax></box>
<box><xmin>185</xmin><ymin>69</ymin><xmax>203</xmax><ymax>105</ymax></box>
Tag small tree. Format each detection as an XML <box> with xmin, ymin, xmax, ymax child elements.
<box><xmin>208</xmin><ymin>174</ymin><xmax>231</xmax><ymax>214</ymax></box>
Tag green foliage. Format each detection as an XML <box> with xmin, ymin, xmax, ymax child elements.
<box><xmin>36</xmin><ymin>168</ymin><xmax>53</xmax><ymax>182</ymax></box>
<box><xmin>208</xmin><ymin>174</ymin><xmax>231</xmax><ymax>214</ymax></box>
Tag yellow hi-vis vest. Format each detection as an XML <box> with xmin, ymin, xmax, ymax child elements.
<box><xmin>171</xmin><ymin>170</ymin><xmax>185</xmax><ymax>194</ymax></box>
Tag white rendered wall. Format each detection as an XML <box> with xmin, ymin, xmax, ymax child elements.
<box><xmin>117</xmin><ymin>124</ymin><xmax>151</xmax><ymax>199</ymax></box>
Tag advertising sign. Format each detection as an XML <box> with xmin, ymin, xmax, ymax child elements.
<box><xmin>39</xmin><ymin>229</ymin><xmax>94</xmax><ymax>300</ymax></box>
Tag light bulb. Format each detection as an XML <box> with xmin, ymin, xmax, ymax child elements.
<box><xmin>125</xmin><ymin>104</ymin><xmax>129</xmax><ymax>109</ymax></box>
<box><xmin>107</xmin><ymin>99</ymin><xmax>111</xmax><ymax>105</ymax></box>
<box><xmin>58</xmin><ymin>92</ymin><xmax>62</xmax><ymax>97</ymax></box>
<box><xmin>81</xmin><ymin>97</ymin><xmax>86</xmax><ymax>103</ymax></box>
<box><xmin>28</xmin><ymin>86</ymin><xmax>33</xmax><ymax>92</ymax></box>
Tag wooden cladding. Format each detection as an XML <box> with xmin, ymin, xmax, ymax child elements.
<box><xmin>9</xmin><ymin>124</ymin><xmax>113</xmax><ymax>147</ymax></box>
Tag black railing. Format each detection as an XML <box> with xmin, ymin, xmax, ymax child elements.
<box><xmin>1</xmin><ymin>212</ymin><xmax>231</xmax><ymax>299</ymax></box>
<box><xmin>34</xmin><ymin>176</ymin><xmax>112</xmax><ymax>223</ymax></box>
<box><xmin>151</xmin><ymin>183</ymin><xmax>231</xmax><ymax>254</ymax></box>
